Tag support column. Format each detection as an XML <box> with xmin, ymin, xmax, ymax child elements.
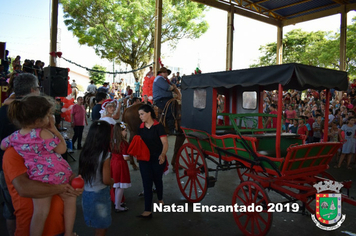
<box><xmin>276</xmin><ymin>84</ymin><xmax>283</xmax><ymax>159</ymax></box>
<box><xmin>50</xmin><ymin>0</ymin><xmax>58</xmax><ymax>67</ymax></box>
<box><xmin>153</xmin><ymin>0</ymin><xmax>163</xmax><ymax>76</ymax></box>
<box><xmin>340</xmin><ymin>5</ymin><xmax>347</xmax><ymax>72</ymax></box>
<box><xmin>276</xmin><ymin>26</ymin><xmax>283</xmax><ymax>65</ymax></box>
<box><xmin>226</xmin><ymin>5</ymin><xmax>234</xmax><ymax>70</ymax></box>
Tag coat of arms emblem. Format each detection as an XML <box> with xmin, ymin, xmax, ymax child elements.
<box><xmin>311</xmin><ymin>180</ymin><xmax>346</xmax><ymax>230</ymax></box>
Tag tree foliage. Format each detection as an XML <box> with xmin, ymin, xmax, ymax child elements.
<box><xmin>61</xmin><ymin>0</ymin><xmax>208</xmax><ymax>78</ymax></box>
<box><xmin>89</xmin><ymin>64</ymin><xmax>106</xmax><ymax>85</ymax></box>
<box><xmin>251</xmin><ymin>16</ymin><xmax>356</xmax><ymax>79</ymax></box>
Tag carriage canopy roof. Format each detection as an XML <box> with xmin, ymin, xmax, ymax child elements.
<box><xmin>181</xmin><ymin>63</ymin><xmax>348</xmax><ymax>91</ymax></box>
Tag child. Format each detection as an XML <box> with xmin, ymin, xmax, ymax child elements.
<box><xmin>335</xmin><ymin>117</ymin><xmax>356</xmax><ymax>169</ymax></box>
<box><xmin>111</xmin><ymin>122</ymin><xmax>131</xmax><ymax>212</ymax></box>
<box><xmin>289</xmin><ymin>119</ymin><xmax>298</xmax><ymax>134</ymax></box>
<box><xmin>312</xmin><ymin>114</ymin><xmax>323</xmax><ymax>142</ymax></box>
<box><xmin>297</xmin><ymin>118</ymin><xmax>309</xmax><ymax>137</ymax></box>
<box><xmin>79</xmin><ymin>120</ymin><xmax>114</xmax><ymax>235</ymax></box>
<box><xmin>0</xmin><ymin>95</ymin><xmax>76</xmax><ymax>236</ymax></box>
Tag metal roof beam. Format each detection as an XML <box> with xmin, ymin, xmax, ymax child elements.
<box><xmin>285</xmin><ymin>3</ymin><xmax>338</xmax><ymax>19</ymax></box>
<box><xmin>332</xmin><ymin>0</ymin><xmax>349</xmax><ymax>4</ymax></box>
<box><xmin>244</xmin><ymin>0</ymin><xmax>269</xmax><ymax>8</ymax></box>
<box><xmin>233</xmin><ymin>0</ymin><xmax>284</xmax><ymax>20</ymax></box>
<box><xmin>191</xmin><ymin>0</ymin><xmax>282</xmax><ymax>26</ymax></box>
<box><xmin>271</xmin><ymin>0</ymin><xmax>313</xmax><ymax>12</ymax></box>
<box><xmin>282</xmin><ymin>3</ymin><xmax>356</xmax><ymax>26</ymax></box>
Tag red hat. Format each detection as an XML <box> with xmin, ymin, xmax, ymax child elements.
<box><xmin>128</xmin><ymin>135</ymin><xmax>150</xmax><ymax>161</ymax></box>
<box><xmin>100</xmin><ymin>99</ymin><xmax>117</xmax><ymax>114</ymax></box>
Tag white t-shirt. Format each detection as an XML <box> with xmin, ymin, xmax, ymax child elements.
<box><xmin>84</xmin><ymin>152</ymin><xmax>110</xmax><ymax>192</ymax></box>
<box><xmin>87</xmin><ymin>84</ymin><xmax>97</xmax><ymax>93</ymax></box>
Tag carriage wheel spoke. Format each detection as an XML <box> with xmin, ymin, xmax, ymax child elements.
<box><xmin>193</xmin><ymin>179</ymin><xmax>199</xmax><ymax>199</ymax></box>
<box><xmin>183</xmin><ymin>148</ymin><xmax>191</xmax><ymax>164</ymax></box>
<box><xmin>178</xmin><ymin>173</ymin><xmax>187</xmax><ymax>180</ymax></box>
<box><xmin>188</xmin><ymin>178</ymin><xmax>194</xmax><ymax>198</ymax></box>
<box><xmin>183</xmin><ymin>178</ymin><xmax>191</xmax><ymax>191</ymax></box>
<box><xmin>179</xmin><ymin>154</ymin><xmax>190</xmax><ymax>168</ymax></box>
<box><xmin>236</xmin><ymin>195</ymin><xmax>247</xmax><ymax>205</ymax></box>
<box><xmin>243</xmin><ymin>215</ymin><xmax>251</xmax><ymax>228</ymax></box>
<box><xmin>195</xmin><ymin>177</ymin><xmax>204</xmax><ymax>191</ymax></box>
<box><xmin>256</xmin><ymin>213</ymin><xmax>268</xmax><ymax>226</ymax></box>
<box><xmin>256</xmin><ymin>198</ymin><xmax>266</xmax><ymax>206</ymax></box>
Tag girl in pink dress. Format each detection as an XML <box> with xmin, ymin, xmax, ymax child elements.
<box><xmin>110</xmin><ymin>122</ymin><xmax>131</xmax><ymax>212</ymax></box>
<box><xmin>0</xmin><ymin>96</ymin><xmax>77</xmax><ymax>236</ymax></box>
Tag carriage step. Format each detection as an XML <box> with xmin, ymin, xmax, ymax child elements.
<box><xmin>207</xmin><ymin>176</ymin><xmax>217</xmax><ymax>188</ymax></box>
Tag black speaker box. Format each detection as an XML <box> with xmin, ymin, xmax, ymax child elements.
<box><xmin>43</xmin><ymin>66</ymin><xmax>68</xmax><ymax>97</ymax></box>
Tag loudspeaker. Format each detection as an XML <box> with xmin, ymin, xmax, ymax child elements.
<box><xmin>0</xmin><ymin>42</ymin><xmax>5</xmax><ymax>59</ymax></box>
<box><xmin>43</xmin><ymin>66</ymin><xmax>68</xmax><ymax>97</ymax></box>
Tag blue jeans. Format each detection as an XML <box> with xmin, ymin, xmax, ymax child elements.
<box><xmin>82</xmin><ymin>187</ymin><xmax>111</xmax><ymax>229</ymax></box>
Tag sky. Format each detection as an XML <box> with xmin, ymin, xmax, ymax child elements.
<box><xmin>1</xmin><ymin>0</ymin><xmax>355</xmax><ymax>85</ymax></box>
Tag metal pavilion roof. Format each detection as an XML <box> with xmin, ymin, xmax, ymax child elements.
<box><xmin>191</xmin><ymin>0</ymin><xmax>356</xmax><ymax>26</ymax></box>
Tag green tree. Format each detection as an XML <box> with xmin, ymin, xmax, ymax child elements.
<box><xmin>250</xmin><ymin>29</ymin><xmax>329</xmax><ymax>67</ymax></box>
<box><xmin>61</xmin><ymin>0</ymin><xmax>208</xmax><ymax>79</ymax></box>
<box><xmin>251</xmin><ymin>16</ymin><xmax>356</xmax><ymax>79</ymax></box>
<box><xmin>89</xmin><ymin>64</ymin><xmax>106</xmax><ymax>85</ymax></box>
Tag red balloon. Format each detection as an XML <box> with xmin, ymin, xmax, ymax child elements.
<box><xmin>71</xmin><ymin>176</ymin><xmax>84</xmax><ymax>189</ymax></box>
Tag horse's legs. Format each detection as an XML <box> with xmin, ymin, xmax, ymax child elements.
<box><xmin>171</xmin><ymin>133</ymin><xmax>185</xmax><ymax>172</ymax></box>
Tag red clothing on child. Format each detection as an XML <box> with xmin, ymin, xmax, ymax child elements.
<box><xmin>111</xmin><ymin>141</ymin><xmax>131</xmax><ymax>188</ymax></box>
<box><xmin>297</xmin><ymin>125</ymin><xmax>308</xmax><ymax>136</ymax></box>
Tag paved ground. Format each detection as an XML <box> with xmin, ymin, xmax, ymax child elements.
<box><xmin>1</xmin><ymin>120</ymin><xmax>356</xmax><ymax>236</ymax></box>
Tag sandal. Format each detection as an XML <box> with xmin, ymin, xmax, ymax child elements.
<box><xmin>334</xmin><ymin>165</ymin><xmax>340</xmax><ymax>168</ymax></box>
<box><xmin>347</xmin><ymin>166</ymin><xmax>352</xmax><ymax>170</ymax></box>
<box><xmin>115</xmin><ymin>207</ymin><xmax>129</xmax><ymax>213</ymax></box>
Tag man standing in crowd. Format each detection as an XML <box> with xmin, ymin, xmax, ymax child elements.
<box><xmin>1</xmin><ymin>50</ymin><xmax>10</xmax><ymax>75</ymax></box>
<box><xmin>153</xmin><ymin>67</ymin><xmax>178</xmax><ymax>134</ymax></box>
<box><xmin>176</xmin><ymin>72</ymin><xmax>181</xmax><ymax>86</ymax></box>
<box><xmin>0</xmin><ymin>73</ymin><xmax>82</xmax><ymax>235</ymax></box>
<box><xmin>97</xmin><ymin>82</ymin><xmax>109</xmax><ymax>94</ymax></box>
<box><xmin>92</xmin><ymin>92</ymin><xmax>108</xmax><ymax>121</ymax></box>
<box><xmin>134</xmin><ymin>78</ymin><xmax>141</xmax><ymax>97</ymax></box>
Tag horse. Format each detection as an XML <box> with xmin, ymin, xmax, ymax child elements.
<box><xmin>84</xmin><ymin>93</ymin><xmax>96</xmax><ymax>118</ymax></box>
<box><xmin>71</xmin><ymin>87</ymin><xmax>78</xmax><ymax>100</ymax></box>
<box><xmin>122</xmin><ymin>100</ymin><xmax>185</xmax><ymax>172</ymax></box>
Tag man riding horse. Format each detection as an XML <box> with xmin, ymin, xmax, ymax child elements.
<box><xmin>153</xmin><ymin>67</ymin><xmax>179</xmax><ymax>135</ymax></box>
<box><xmin>71</xmin><ymin>79</ymin><xmax>78</xmax><ymax>100</ymax></box>
<box><xmin>84</xmin><ymin>80</ymin><xmax>98</xmax><ymax>117</ymax></box>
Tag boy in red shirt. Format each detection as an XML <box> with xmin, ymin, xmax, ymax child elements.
<box><xmin>297</xmin><ymin>117</ymin><xmax>309</xmax><ymax>139</ymax></box>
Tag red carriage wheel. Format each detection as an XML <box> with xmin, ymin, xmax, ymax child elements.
<box><xmin>232</xmin><ymin>181</ymin><xmax>273</xmax><ymax>236</ymax></box>
<box><xmin>175</xmin><ymin>143</ymin><xmax>208</xmax><ymax>202</ymax></box>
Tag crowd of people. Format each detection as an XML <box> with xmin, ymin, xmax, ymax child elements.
<box><xmin>261</xmin><ymin>87</ymin><xmax>356</xmax><ymax>169</ymax></box>
<box><xmin>0</xmin><ymin>62</ymin><xmax>180</xmax><ymax>235</ymax></box>
<box><xmin>0</xmin><ymin>50</ymin><xmax>46</xmax><ymax>86</ymax></box>
<box><xmin>3</xmin><ymin>54</ymin><xmax>355</xmax><ymax>235</ymax></box>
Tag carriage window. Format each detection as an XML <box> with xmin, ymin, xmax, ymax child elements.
<box><xmin>242</xmin><ymin>91</ymin><xmax>257</xmax><ymax>110</ymax></box>
<box><xmin>193</xmin><ymin>89</ymin><xmax>206</xmax><ymax>109</ymax></box>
